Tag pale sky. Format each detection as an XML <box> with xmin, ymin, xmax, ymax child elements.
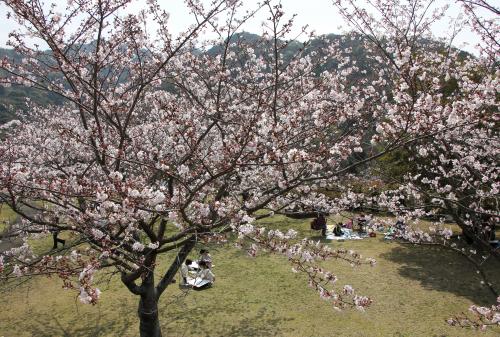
<box><xmin>0</xmin><ymin>0</ymin><xmax>492</xmax><ymax>54</ymax></box>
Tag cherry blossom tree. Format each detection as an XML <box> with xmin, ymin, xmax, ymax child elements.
<box><xmin>331</xmin><ymin>0</ymin><xmax>499</xmax><ymax>330</ymax></box>
<box><xmin>0</xmin><ymin>0</ymin><xmax>496</xmax><ymax>335</ymax></box>
<box><xmin>0</xmin><ymin>1</ymin><xmax>394</xmax><ymax>335</ymax></box>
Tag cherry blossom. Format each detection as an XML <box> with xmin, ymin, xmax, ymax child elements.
<box><xmin>0</xmin><ymin>0</ymin><xmax>497</xmax><ymax>335</ymax></box>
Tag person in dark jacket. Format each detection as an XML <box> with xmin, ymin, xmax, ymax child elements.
<box><xmin>333</xmin><ymin>223</ymin><xmax>343</xmax><ymax>237</ymax></box>
<box><xmin>312</xmin><ymin>213</ymin><xmax>327</xmax><ymax>236</ymax></box>
<box><xmin>51</xmin><ymin>229</ymin><xmax>65</xmax><ymax>249</ymax></box>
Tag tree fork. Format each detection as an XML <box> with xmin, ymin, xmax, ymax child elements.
<box><xmin>136</xmin><ymin>236</ymin><xmax>197</xmax><ymax>337</ymax></box>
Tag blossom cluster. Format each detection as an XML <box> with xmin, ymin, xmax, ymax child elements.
<box><xmin>233</xmin><ymin>222</ymin><xmax>374</xmax><ymax>310</ymax></box>
<box><xmin>447</xmin><ymin>296</ymin><xmax>500</xmax><ymax>330</ymax></box>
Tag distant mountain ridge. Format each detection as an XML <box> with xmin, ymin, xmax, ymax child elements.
<box><xmin>0</xmin><ymin>33</ymin><xmax>466</xmax><ymax>124</ymax></box>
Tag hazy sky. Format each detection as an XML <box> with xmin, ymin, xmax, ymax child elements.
<box><xmin>0</xmin><ymin>0</ymin><xmax>488</xmax><ymax>54</ymax></box>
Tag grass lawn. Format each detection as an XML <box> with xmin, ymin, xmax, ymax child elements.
<box><xmin>0</xmin><ymin>203</ymin><xmax>17</xmax><ymax>233</ymax></box>
<box><xmin>0</xmin><ymin>214</ymin><xmax>499</xmax><ymax>337</ymax></box>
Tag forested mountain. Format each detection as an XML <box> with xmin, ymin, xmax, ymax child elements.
<box><xmin>0</xmin><ymin>33</ymin><xmax>465</xmax><ymax>124</ymax></box>
<box><xmin>0</xmin><ymin>33</ymin><xmax>374</xmax><ymax>124</ymax></box>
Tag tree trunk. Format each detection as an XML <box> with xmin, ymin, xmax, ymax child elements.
<box><xmin>133</xmin><ymin>236</ymin><xmax>198</xmax><ymax>337</ymax></box>
<box><xmin>138</xmin><ymin>275</ymin><xmax>162</xmax><ymax>337</ymax></box>
<box><xmin>444</xmin><ymin>200</ymin><xmax>500</xmax><ymax>260</ymax></box>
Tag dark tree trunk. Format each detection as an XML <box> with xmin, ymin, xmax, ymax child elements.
<box><xmin>125</xmin><ymin>236</ymin><xmax>197</xmax><ymax>337</ymax></box>
<box><xmin>445</xmin><ymin>200</ymin><xmax>500</xmax><ymax>260</ymax></box>
<box><xmin>138</xmin><ymin>274</ymin><xmax>162</xmax><ymax>337</ymax></box>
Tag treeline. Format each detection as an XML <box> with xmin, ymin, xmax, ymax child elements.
<box><xmin>0</xmin><ymin>32</ymin><xmax>382</xmax><ymax>124</ymax></box>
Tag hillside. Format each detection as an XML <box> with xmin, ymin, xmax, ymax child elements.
<box><xmin>0</xmin><ymin>34</ymin><xmax>467</xmax><ymax>125</ymax></box>
<box><xmin>0</xmin><ymin>34</ymin><xmax>372</xmax><ymax>124</ymax></box>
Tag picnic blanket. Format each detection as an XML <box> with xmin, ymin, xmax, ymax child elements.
<box><xmin>187</xmin><ymin>277</ymin><xmax>212</xmax><ymax>288</ymax></box>
<box><xmin>325</xmin><ymin>227</ymin><xmax>363</xmax><ymax>240</ymax></box>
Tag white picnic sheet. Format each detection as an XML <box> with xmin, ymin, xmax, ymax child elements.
<box><xmin>326</xmin><ymin>234</ymin><xmax>363</xmax><ymax>240</ymax></box>
<box><xmin>325</xmin><ymin>228</ymin><xmax>364</xmax><ymax>240</ymax></box>
<box><xmin>187</xmin><ymin>277</ymin><xmax>211</xmax><ymax>288</ymax></box>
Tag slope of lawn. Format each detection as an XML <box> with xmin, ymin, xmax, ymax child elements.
<box><xmin>0</xmin><ymin>214</ymin><xmax>499</xmax><ymax>337</ymax></box>
<box><xmin>0</xmin><ymin>203</ymin><xmax>17</xmax><ymax>233</ymax></box>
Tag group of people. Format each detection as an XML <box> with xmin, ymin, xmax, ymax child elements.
<box><xmin>180</xmin><ymin>249</ymin><xmax>215</xmax><ymax>290</ymax></box>
<box><xmin>311</xmin><ymin>213</ymin><xmax>375</xmax><ymax>237</ymax></box>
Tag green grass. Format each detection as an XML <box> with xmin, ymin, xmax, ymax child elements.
<box><xmin>0</xmin><ymin>214</ymin><xmax>499</xmax><ymax>336</ymax></box>
<box><xmin>0</xmin><ymin>203</ymin><xmax>17</xmax><ymax>233</ymax></box>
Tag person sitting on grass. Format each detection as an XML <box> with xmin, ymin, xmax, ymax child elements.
<box><xmin>180</xmin><ymin>259</ymin><xmax>195</xmax><ymax>286</ymax></box>
<box><xmin>395</xmin><ymin>219</ymin><xmax>405</xmax><ymax>230</ymax></box>
<box><xmin>357</xmin><ymin>215</ymin><xmax>368</xmax><ymax>235</ymax></box>
<box><xmin>384</xmin><ymin>226</ymin><xmax>396</xmax><ymax>240</ymax></box>
<box><xmin>311</xmin><ymin>213</ymin><xmax>327</xmax><ymax>236</ymax></box>
<box><xmin>192</xmin><ymin>260</ymin><xmax>215</xmax><ymax>290</ymax></box>
<box><xmin>333</xmin><ymin>223</ymin><xmax>343</xmax><ymax>237</ymax></box>
<box><xmin>199</xmin><ymin>249</ymin><xmax>213</xmax><ymax>268</ymax></box>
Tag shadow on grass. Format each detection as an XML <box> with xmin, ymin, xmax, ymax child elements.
<box><xmin>163</xmin><ymin>301</ymin><xmax>292</xmax><ymax>337</ymax></box>
<box><xmin>22</xmin><ymin>304</ymin><xmax>133</xmax><ymax>337</ymax></box>
<box><xmin>381</xmin><ymin>243</ymin><xmax>500</xmax><ymax>306</ymax></box>
<box><xmin>308</xmin><ymin>235</ymin><xmax>332</xmax><ymax>244</ymax></box>
<box><xmin>222</xmin><ymin>307</ymin><xmax>292</xmax><ymax>337</ymax></box>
